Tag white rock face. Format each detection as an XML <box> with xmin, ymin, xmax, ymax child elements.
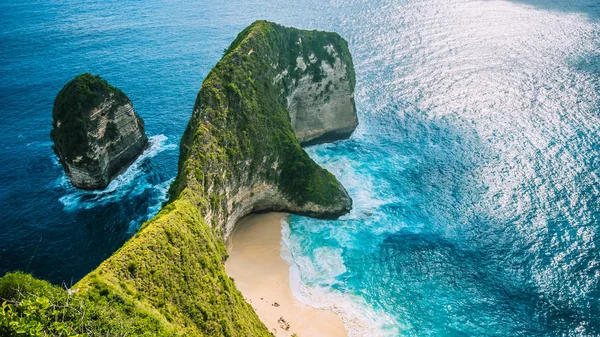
<box><xmin>218</xmin><ymin>157</ymin><xmax>352</xmax><ymax>240</ymax></box>
<box><xmin>54</xmin><ymin>94</ymin><xmax>148</xmax><ymax>190</ymax></box>
<box><xmin>285</xmin><ymin>44</ymin><xmax>358</xmax><ymax>145</ymax></box>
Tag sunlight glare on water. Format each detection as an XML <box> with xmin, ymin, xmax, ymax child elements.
<box><xmin>286</xmin><ymin>0</ymin><xmax>600</xmax><ymax>336</ymax></box>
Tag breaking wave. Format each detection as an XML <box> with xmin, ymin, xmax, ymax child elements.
<box><xmin>57</xmin><ymin>134</ymin><xmax>176</xmax><ymax>211</ymax></box>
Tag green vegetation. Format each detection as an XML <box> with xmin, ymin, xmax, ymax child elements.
<box><xmin>1</xmin><ymin>199</ymin><xmax>269</xmax><ymax>336</ymax></box>
<box><xmin>173</xmin><ymin>20</ymin><xmax>352</xmax><ymax>208</ymax></box>
<box><xmin>2</xmin><ymin>21</ymin><xmax>353</xmax><ymax>336</ymax></box>
<box><xmin>104</xmin><ymin>121</ymin><xmax>119</xmax><ymax>140</ymax></box>
<box><xmin>50</xmin><ymin>73</ymin><xmax>128</xmax><ymax>164</ymax></box>
<box><xmin>0</xmin><ymin>272</ymin><xmax>165</xmax><ymax>336</ymax></box>
<box><xmin>224</xmin><ymin>21</ymin><xmax>355</xmax><ymax>88</ymax></box>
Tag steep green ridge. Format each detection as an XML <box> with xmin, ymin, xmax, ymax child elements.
<box><xmin>1</xmin><ymin>21</ymin><xmax>353</xmax><ymax>336</ymax></box>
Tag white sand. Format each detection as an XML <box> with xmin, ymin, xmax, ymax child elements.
<box><xmin>225</xmin><ymin>212</ymin><xmax>348</xmax><ymax>337</ymax></box>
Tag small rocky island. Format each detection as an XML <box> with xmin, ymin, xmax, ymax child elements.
<box><xmin>51</xmin><ymin>73</ymin><xmax>148</xmax><ymax>189</ymax></box>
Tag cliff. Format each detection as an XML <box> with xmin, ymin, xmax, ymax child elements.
<box><xmin>277</xmin><ymin>25</ymin><xmax>358</xmax><ymax>145</ymax></box>
<box><xmin>0</xmin><ymin>21</ymin><xmax>356</xmax><ymax>336</ymax></box>
<box><xmin>51</xmin><ymin>73</ymin><xmax>148</xmax><ymax>190</ymax></box>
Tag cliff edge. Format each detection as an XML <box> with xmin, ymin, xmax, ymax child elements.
<box><xmin>171</xmin><ymin>20</ymin><xmax>355</xmax><ymax>239</ymax></box>
<box><xmin>51</xmin><ymin>73</ymin><xmax>148</xmax><ymax>189</ymax></box>
<box><xmin>279</xmin><ymin>25</ymin><xmax>358</xmax><ymax>145</ymax></box>
<box><xmin>1</xmin><ymin>21</ymin><xmax>356</xmax><ymax>337</ymax></box>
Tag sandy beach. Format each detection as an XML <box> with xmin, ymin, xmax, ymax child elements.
<box><xmin>225</xmin><ymin>212</ymin><xmax>348</xmax><ymax>337</ymax></box>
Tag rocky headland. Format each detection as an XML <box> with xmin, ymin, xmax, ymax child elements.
<box><xmin>51</xmin><ymin>73</ymin><xmax>148</xmax><ymax>190</ymax></box>
<box><xmin>281</xmin><ymin>29</ymin><xmax>358</xmax><ymax>145</ymax></box>
<box><xmin>1</xmin><ymin>21</ymin><xmax>357</xmax><ymax>336</ymax></box>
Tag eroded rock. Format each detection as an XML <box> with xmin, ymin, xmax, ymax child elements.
<box><xmin>51</xmin><ymin>73</ymin><xmax>148</xmax><ymax>190</ymax></box>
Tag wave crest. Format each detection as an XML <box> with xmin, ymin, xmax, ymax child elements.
<box><xmin>56</xmin><ymin>134</ymin><xmax>176</xmax><ymax>211</ymax></box>
<box><xmin>281</xmin><ymin>218</ymin><xmax>400</xmax><ymax>337</ymax></box>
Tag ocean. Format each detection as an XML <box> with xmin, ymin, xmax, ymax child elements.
<box><xmin>1</xmin><ymin>0</ymin><xmax>599</xmax><ymax>336</ymax></box>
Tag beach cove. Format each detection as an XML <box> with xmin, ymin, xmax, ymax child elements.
<box><xmin>226</xmin><ymin>213</ymin><xmax>347</xmax><ymax>337</ymax></box>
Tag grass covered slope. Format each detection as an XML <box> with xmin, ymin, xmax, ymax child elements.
<box><xmin>1</xmin><ymin>21</ymin><xmax>353</xmax><ymax>336</ymax></box>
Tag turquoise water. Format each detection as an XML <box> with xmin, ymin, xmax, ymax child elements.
<box><xmin>285</xmin><ymin>1</ymin><xmax>600</xmax><ymax>335</ymax></box>
<box><xmin>1</xmin><ymin>0</ymin><xmax>600</xmax><ymax>336</ymax></box>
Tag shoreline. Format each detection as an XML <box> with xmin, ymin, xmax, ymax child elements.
<box><xmin>225</xmin><ymin>212</ymin><xmax>348</xmax><ymax>337</ymax></box>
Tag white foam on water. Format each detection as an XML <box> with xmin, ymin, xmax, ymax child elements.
<box><xmin>281</xmin><ymin>218</ymin><xmax>401</xmax><ymax>337</ymax></box>
<box><xmin>58</xmin><ymin>134</ymin><xmax>176</xmax><ymax>211</ymax></box>
<box><xmin>307</xmin><ymin>148</ymin><xmax>395</xmax><ymax>220</ymax></box>
<box><xmin>27</xmin><ymin>140</ymin><xmax>54</xmax><ymax>148</ymax></box>
<box><xmin>146</xmin><ymin>177</ymin><xmax>174</xmax><ymax>216</ymax></box>
<box><xmin>126</xmin><ymin>177</ymin><xmax>175</xmax><ymax>234</ymax></box>
<box><xmin>306</xmin><ymin>148</ymin><xmax>409</xmax><ymax>252</ymax></box>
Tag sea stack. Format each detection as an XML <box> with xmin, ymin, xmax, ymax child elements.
<box><xmin>51</xmin><ymin>73</ymin><xmax>148</xmax><ymax>190</ymax></box>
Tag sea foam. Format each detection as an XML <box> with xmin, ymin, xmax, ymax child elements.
<box><xmin>281</xmin><ymin>218</ymin><xmax>400</xmax><ymax>337</ymax></box>
<box><xmin>57</xmin><ymin>134</ymin><xmax>176</xmax><ymax>211</ymax></box>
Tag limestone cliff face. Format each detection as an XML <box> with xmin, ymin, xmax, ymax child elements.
<box><xmin>51</xmin><ymin>74</ymin><xmax>148</xmax><ymax>190</ymax></box>
<box><xmin>285</xmin><ymin>40</ymin><xmax>358</xmax><ymax>145</ymax></box>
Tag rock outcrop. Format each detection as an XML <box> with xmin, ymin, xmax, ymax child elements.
<box><xmin>172</xmin><ymin>21</ymin><xmax>355</xmax><ymax>240</ymax></box>
<box><xmin>1</xmin><ymin>22</ymin><xmax>357</xmax><ymax>337</ymax></box>
<box><xmin>51</xmin><ymin>73</ymin><xmax>148</xmax><ymax>190</ymax></box>
<box><xmin>284</xmin><ymin>35</ymin><xmax>358</xmax><ymax>145</ymax></box>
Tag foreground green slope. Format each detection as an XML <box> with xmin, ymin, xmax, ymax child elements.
<box><xmin>1</xmin><ymin>21</ymin><xmax>353</xmax><ymax>336</ymax></box>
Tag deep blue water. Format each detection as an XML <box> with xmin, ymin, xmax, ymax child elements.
<box><xmin>2</xmin><ymin>1</ymin><xmax>600</xmax><ymax>336</ymax></box>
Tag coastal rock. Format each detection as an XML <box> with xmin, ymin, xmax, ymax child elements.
<box><xmin>51</xmin><ymin>73</ymin><xmax>148</xmax><ymax>190</ymax></box>
<box><xmin>77</xmin><ymin>21</ymin><xmax>356</xmax><ymax>334</ymax></box>
<box><xmin>176</xmin><ymin>21</ymin><xmax>355</xmax><ymax>238</ymax></box>
<box><xmin>284</xmin><ymin>38</ymin><xmax>358</xmax><ymax>145</ymax></box>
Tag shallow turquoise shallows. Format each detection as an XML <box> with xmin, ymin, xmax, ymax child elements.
<box><xmin>1</xmin><ymin>0</ymin><xmax>599</xmax><ymax>336</ymax></box>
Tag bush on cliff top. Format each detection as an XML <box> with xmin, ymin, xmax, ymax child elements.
<box><xmin>0</xmin><ymin>272</ymin><xmax>165</xmax><ymax>336</ymax></box>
